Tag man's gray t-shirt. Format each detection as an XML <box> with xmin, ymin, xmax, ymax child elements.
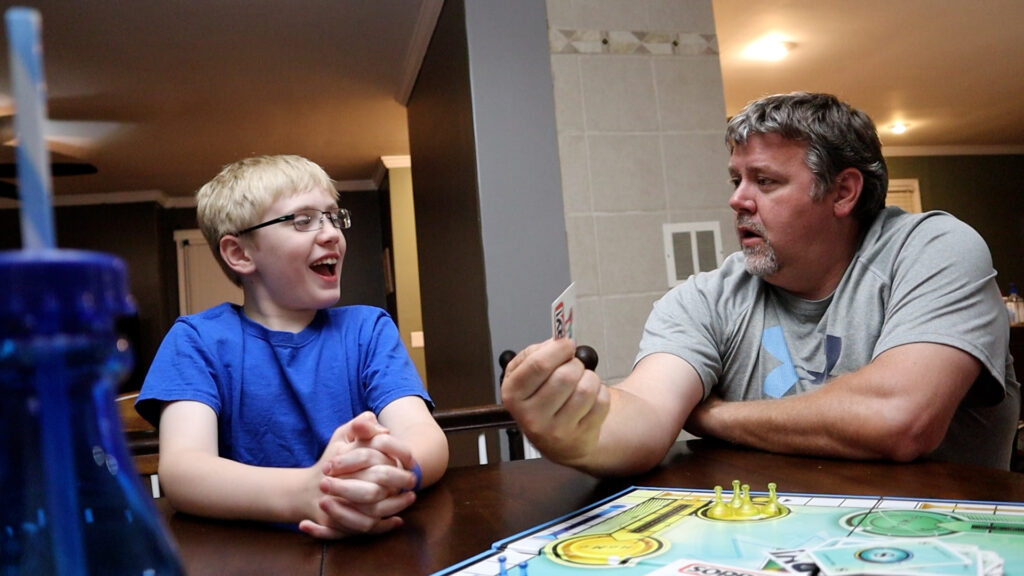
<box><xmin>637</xmin><ymin>207</ymin><xmax>1020</xmax><ymax>469</ymax></box>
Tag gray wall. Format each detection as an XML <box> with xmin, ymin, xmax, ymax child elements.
<box><xmin>465</xmin><ymin>0</ymin><xmax>571</xmax><ymax>386</ymax></box>
<box><xmin>408</xmin><ymin>0</ymin><xmax>569</xmax><ymax>410</ymax></box>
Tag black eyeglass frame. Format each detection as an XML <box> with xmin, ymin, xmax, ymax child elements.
<box><xmin>235</xmin><ymin>208</ymin><xmax>351</xmax><ymax>235</ymax></box>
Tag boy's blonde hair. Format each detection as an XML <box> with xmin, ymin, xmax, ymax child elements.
<box><xmin>196</xmin><ymin>155</ymin><xmax>339</xmax><ymax>286</ymax></box>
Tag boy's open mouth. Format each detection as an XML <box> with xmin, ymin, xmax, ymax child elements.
<box><xmin>310</xmin><ymin>257</ymin><xmax>338</xmax><ymax>277</ymax></box>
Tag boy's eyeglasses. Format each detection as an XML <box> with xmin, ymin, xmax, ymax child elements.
<box><xmin>235</xmin><ymin>208</ymin><xmax>351</xmax><ymax>235</ymax></box>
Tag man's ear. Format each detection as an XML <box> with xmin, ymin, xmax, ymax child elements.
<box><xmin>220</xmin><ymin>234</ymin><xmax>255</xmax><ymax>277</ymax></box>
<box><xmin>832</xmin><ymin>167</ymin><xmax>863</xmax><ymax>218</ymax></box>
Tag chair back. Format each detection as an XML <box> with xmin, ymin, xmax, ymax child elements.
<box><xmin>115</xmin><ymin>391</ymin><xmax>160</xmax><ymax>479</ymax></box>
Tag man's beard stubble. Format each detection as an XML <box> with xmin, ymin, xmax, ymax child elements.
<box><xmin>737</xmin><ymin>216</ymin><xmax>779</xmax><ymax>277</ymax></box>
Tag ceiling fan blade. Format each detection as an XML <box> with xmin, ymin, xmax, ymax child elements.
<box><xmin>0</xmin><ymin>145</ymin><xmax>98</xmax><ymax>178</ymax></box>
<box><xmin>0</xmin><ymin>181</ymin><xmax>18</xmax><ymax>200</ymax></box>
<box><xmin>0</xmin><ymin>162</ymin><xmax>98</xmax><ymax>178</ymax></box>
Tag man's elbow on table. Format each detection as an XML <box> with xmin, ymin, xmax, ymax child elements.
<box><xmin>568</xmin><ymin>440</ymin><xmax>674</xmax><ymax>478</ymax></box>
<box><xmin>867</xmin><ymin>407</ymin><xmax>951</xmax><ymax>463</ymax></box>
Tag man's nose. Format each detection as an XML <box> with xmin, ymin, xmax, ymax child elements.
<box><xmin>729</xmin><ymin>182</ymin><xmax>755</xmax><ymax>213</ymax></box>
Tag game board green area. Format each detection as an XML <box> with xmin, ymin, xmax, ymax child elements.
<box><xmin>434</xmin><ymin>485</ymin><xmax>1024</xmax><ymax>576</ymax></box>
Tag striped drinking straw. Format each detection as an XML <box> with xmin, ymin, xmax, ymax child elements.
<box><xmin>5</xmin><ymin>7</ymin><xmax>56</xmax><ymax>250</ymax></box>
<box><xmin>5</xmin><ymin>8</ymin><xmax>87</xmax><ymax>575</ymax></box>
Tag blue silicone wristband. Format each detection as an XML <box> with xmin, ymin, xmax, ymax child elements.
<box><xmin>411</xmin><ymin>461</ymin><xmax>423</xmax><ymax>492</ymax></box>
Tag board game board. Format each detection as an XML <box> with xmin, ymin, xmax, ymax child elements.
<box><xmin>433</xmin><ymin>482</ymin><xmax>1024</xmax><ymax>576</ymax></box>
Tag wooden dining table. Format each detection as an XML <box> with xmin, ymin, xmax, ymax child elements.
<box><xmin>156</xmin><ymin>439</ymin><xmax>1024</xmax><ymax>575</ymax></box>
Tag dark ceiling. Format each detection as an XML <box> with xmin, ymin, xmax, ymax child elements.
<box><xmin>0</xmin><ymin>0</ymin><xmax>1021</xmax><ymax>202</ymax></box>
<box><xmin>0</xmin><ymin>0</ymin><xmax>433</xmax><ymax>199</ymax></box>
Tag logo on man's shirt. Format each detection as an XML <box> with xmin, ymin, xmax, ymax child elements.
<box><xmin>762</xmin><ymin>327</ymin><xmax>841</xmax><ymax>397</ymax></box>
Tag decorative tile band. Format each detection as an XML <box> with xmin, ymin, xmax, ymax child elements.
<box><xmin>549</xmin><ymin>29</ymin><xmax>718</xmax><ymax>56</ymax></box>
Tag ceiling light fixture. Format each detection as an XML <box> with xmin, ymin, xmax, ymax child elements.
<box><xmin>742</xmin><ymin>37</ymin><xmax>796</xmax><ymax>61</ymax></box>
<box><xmin>890</xmin><ymin>123</ymin><xmax>909</xmax><ymax>134</ymax></box>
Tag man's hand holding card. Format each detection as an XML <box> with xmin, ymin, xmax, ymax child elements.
<box><xmin>551</xmin><ymin>282</ymin><xmax>575</xmax><ymax>341</ymax></box>
<box><xmin>551</xmin><ymin>283</ymin><xmax>599</xmax><ymax>371</ymax></box>
<box><xmin>499</xmin><ymin>282</ymin><xmax>609</xmax><ymax>467</ymax></box>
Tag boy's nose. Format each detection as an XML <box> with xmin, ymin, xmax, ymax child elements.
<box><xmin>316</xmin><ymin>222</ymin><xmax>343</xmax><ymax>244</ymax></box>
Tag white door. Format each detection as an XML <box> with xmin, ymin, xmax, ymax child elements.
<box><xmin>174</xmin><ymin>229</ymin><xmax>243</xmax><ymax>315</ymax></box>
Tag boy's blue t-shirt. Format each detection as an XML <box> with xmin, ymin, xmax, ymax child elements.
<box><xmin>136</xmin><ymin>303</ymin><xmax>432</xmax><ymax>469</ymax></box>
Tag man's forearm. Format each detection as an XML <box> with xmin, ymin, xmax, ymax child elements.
<box><xmin>687</xmin><ymin>391</ymin><xmax>888</xmax><ymax>460</ymax></box>
<box><xmin>562</xmin><ymin>386</ymin><xmax>691</xmax><ymax>477</ymax></box>
<box><xmin>687</xmin><ymin>343</ymin><xmax>978</xmax><ymax>463</ymax></box>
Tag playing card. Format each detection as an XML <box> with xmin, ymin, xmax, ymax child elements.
<box><xmin>809</xmin><ymin>539</ymin><xmax>973</xmax><ymax>575</ymax></box>
<box><xmin>551</xmin><ymin>282</ymin><xmax>576</xmax><ymax>340</ymax></box>
<box><xmin>765</xmin><ymin>547</ymin><xmax>821</xmax><ymax>574</ymax></box>
<box><xmin>647</xmin><ymin>559</ymin><xmax>777</xmax><ymax>576</ymax></box>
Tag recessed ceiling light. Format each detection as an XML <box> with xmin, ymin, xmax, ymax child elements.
<box><xmin>742</xmin><ymin>37</ymin><xmax>796</xmax><ymax>61</ymax></box>
<box><xmin>890</xmin><ymin>123</ymin><xmax>909</xmax><ymax>134</ymax></box>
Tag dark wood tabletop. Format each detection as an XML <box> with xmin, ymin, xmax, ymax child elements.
<box><xmin>157</xmin><ymin>439</ymin><xmax>1024</xmax><ymax>575</ymax></box>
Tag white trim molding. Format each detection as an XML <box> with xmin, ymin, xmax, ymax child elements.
<box><xmin>381</xmin><ymin>155</ymin><xmax>412</xmax><ymax>169</ymax></box>
<box><xmin>884</xmin><ymin>145</ymin><xmax>1024</xmax><ymax>157</ymax></box>
<box><xmin>371</xmin><ymin>155</ymin><xmax>413</xmax><ymax>189</ymax></box>
<box><xmin>0</xmin><ymin>189</ymin><xmax>197</xmax><ymax>209</ymax></box>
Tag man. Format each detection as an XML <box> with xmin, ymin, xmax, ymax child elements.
<box><xmin>501</xmin><ymin>92</ymin><xmax>1019</xmax><ymax>474</ymax></box>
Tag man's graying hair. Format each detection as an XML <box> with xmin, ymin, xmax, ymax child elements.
<box><xmin>725</xmin><ymin>92</ymin><xmax>888</xmax><ymax>228</ymax></box>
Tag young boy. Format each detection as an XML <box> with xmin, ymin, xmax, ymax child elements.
<box><xmin>137</xmin><ymin>155</ymin><xmax>448</xmax><ymax>539</ymax></box>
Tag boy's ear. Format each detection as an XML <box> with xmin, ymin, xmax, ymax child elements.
<box><xmin>219</xmin><ymin>234</ymin><xmax>256</xmax><ymax>276</ymax></box>
<box><xmin>832</xmin><ymin>167</ymin><xmax>863</xmax><ymax>218</ymax></box>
